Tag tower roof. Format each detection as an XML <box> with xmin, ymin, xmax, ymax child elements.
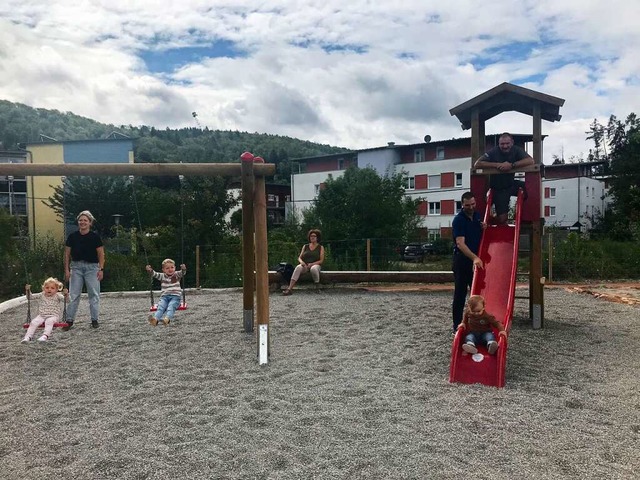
<box><xmin>449</xmin><ymin>82</ymin><xmax>565</xmax><ymax>130</ymax></box>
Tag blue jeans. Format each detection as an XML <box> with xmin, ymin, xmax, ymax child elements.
<box><xmin>465</xmin><ymin>331</ymin><xmax>496</xmax><ymax>346</ymax></box>
<box><xmin>452</xmin><ymin>254</ymin><xmax>474</xmax><ymax>331</ymax></box>
<box><xmin>67</xmin><ymin>261</ymin><xmax>101</xmax><ymax>322</ymax></box>
<box><xmin>155</xmin><ymin>295</ymin><xmax>181</xmax><ymax>320</ymax></box>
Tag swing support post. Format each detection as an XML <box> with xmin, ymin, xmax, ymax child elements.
<box><xmin>252</xmin><ymin>157</ymin><xmax>270</xmax><ymax>365</ymax></box>
<box><xmin>241</xmin><ymin>154</ymin><xmax>256</xmax><ymax>333</ymax></box>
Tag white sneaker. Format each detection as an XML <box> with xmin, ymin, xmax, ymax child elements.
<box><xmin>462</xmin><ymin>342</ymin><xmax>477</xmax><ymax>354</ymax></box>
<box><xmin>21</xmin><ymin>336</ymin><xmax>31</xmax><ymax>343</ymax></box>
<box><xmin>487</xmin><ymin>341</ymin><xmax>499</xmax><ymax>355</ymax></box>
<box><xmin>37</xmin><ymin>334</ymin><xmax>49</xmax><ymax>342</ymax></box>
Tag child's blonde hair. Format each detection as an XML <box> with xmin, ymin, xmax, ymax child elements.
<box><xmin>42</xmin><ymin>277</ymin><xmax>64</xmax><ymax>292</ymax></box>
<box><xmin>467</xmin><ymin>294</ymin><xmax>485</xmax><ymax>310</ymax></box>
<box><xmin>161</xmin><ymin>258</ymin><xmax>176</xmax><ymax>267</ymax></box>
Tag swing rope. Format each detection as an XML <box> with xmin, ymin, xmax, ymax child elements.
<box><xmin>130</xmin><ymin>175</ymin><xmax>155</xmax><ymax>308</ymax></box>
<box><xmin>179</xmin><ymin>174</ymin><xmax>187</xmax><ymax>307</ymax></box>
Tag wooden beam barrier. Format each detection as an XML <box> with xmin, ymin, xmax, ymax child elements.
<box><xmin>268</xmin><ymin>270</ymin><xmax>453</xmax><ymax>284</ymax></box>
<box><xmin>0</xmin><ymin>162</ymin><xmax>275</xmax><ymax>177</ymax></box>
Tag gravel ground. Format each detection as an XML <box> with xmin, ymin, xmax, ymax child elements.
<box><xmin>0</xmin><ymin>287</ymin><xmax>638</xmax><ymax>480</ymax></box>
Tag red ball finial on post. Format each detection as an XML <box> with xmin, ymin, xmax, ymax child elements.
<box><xmin>253</xmin><ymin>156</ymin><xmax>264</xmax><ymax>163</ymax></box>
<box><xmin>240</xmin><ymin>152</ymin><xmax>255</xmax><ymax>162</ymax></box>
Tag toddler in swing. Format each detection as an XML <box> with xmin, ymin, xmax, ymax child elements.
<box><xmin>22</xmin><ymin>278</ymin><xmax>68</xmax><ymax>343</ymax></box>
<box><xmin>145</xmin><ymin>259</ymin><xmax>186</xmax><ymax>326</ymax></box>
<box><xmin>459</xmin><ymin>294</ymin><xmax>507</xmax><ymax>355</ymax></box>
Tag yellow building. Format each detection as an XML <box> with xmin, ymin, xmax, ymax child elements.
<box><xmin>23</xmin><ymin>138</ymin><xmax>134</xmax><ymax>242</ymax></box>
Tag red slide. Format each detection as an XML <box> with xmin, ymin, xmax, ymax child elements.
<box><xmin>449</xmin><ymin>189</ymin><xmax>524</xmax><ymax>388</ymax></box>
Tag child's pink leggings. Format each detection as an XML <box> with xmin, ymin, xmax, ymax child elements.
<box><xmin>24</xmin><ymin>315</ymin><xmax>58</xmax><ymax>339</ymax></box>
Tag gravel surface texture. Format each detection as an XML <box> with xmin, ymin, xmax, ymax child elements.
<box><xmin>0</xmin><ymin>287</ymin><xmax>638</xmax><ymax>479</ymax></box>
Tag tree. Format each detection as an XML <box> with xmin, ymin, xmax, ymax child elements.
<box><xmin>44</xmin><ymin>176</ymin><xmax>136</xmax><ymax>237</ymax></box>
<box><xmin>586</xmin><ymin>113</ymin><xmax>640</xmax><ymax>240</ymax></box>
<box><xmin>304</xmin><ymin>165</ymin><xmax>420</xmax><ymax>243</ymax></box>
<box><xmin>605</xmin><ymin>114</ymin><xmax>640</xmax><ymax>239</ymax></box>
<box><xmin>586</xmin><ymin>118</ymin><xmax>607</xmax><ymax>161</ymax></box>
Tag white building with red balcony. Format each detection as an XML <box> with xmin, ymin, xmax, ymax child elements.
<box><xmin>289</xmin><ymin>136</ymin><xmax>610</xmax><ymax>239</ymax></box>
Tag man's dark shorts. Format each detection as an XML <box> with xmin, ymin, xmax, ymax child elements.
<box><xmin>493</xmin><ymin>180</ymin><xmax>526</xmax><ymax>215</ymax></box>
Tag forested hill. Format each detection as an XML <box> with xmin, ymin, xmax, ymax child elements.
<box><xmin>0</xmin><ymin>100</ymin><xmax>348</xmax><ymax>184</ymax></box>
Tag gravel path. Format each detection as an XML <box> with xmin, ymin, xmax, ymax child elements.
<box><xmin>0</xmin><ymin>287</ymin><xmax>638</xmax><ymax>479</ymax></box>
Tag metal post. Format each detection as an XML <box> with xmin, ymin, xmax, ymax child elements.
<box><xmin>195</xmin><ymin>245</ymin><xmax>200</xmax><ymax>288</ymax></box>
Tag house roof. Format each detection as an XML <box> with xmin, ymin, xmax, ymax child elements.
<box><xmin>449</xmin><ymin>82</ymin><xmax>565</xmax><ymax>130</ymax></box>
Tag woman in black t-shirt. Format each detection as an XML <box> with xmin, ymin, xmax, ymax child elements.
<box><xmin>64</xmin><ymin>210</ymin><xmax>105</xmax><ymax>329</ymax></box>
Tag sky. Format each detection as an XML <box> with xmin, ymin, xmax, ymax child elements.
<box><xmin>1</xmin><ymin>1</ymin><xmax>638</xmax><ymax>164</ymax></box>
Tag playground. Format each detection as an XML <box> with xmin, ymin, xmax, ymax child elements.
<box><xmin>1</xmin><ymin>286</ymin><xmax>638</xmax><ymax>479</ymax></box>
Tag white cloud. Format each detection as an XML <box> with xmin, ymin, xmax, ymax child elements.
<box><xmin>0</xmin><ymin>1</ymin><xmax>639</xmax><ymax>161</ymax></box>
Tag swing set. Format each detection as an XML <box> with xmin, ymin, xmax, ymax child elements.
<box><xmin>2</xmin><ymin>159</ymin><xmax>273</xmax><ymax>364</ymax></box>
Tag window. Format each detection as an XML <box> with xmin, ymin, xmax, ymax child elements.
<box><xmin>414</xmin><ymin>149</ymin><xmax>425</xmax><ymax>163</ymax></box>
<box><xmin>337</xmin><ymin>158</ymin><xmax>344</xmax><ymax>170</ymax></box>
<box><xmin>267</xmin><ymin>194</ymin><xmax>276</xmax><ymax>202</ymax></box>
<box><xmin>455</xmin><ymin>173</ymin><xmax>463</xmax><ymax>186</ymax></box>
<box><xmin>585</xmin><ymin>186</ymin><xmax>589</xmax><ymax>196</ymax></box>
<box><xmin>429</xmin><ymin>202</ymin><xmax>441</xmax><ymax>215</ymax></box>
<box><xmin>428</xmin><ymin>175</ymin><xmax>441</xmax><ymax>189</ymax></box>
<box><xmin>285</xmin><ymin>195</ymin><xmax>291</xmax><ymax>202</ymax></box>
<box><xmin>456</xmin><ymin>201</ymin><xmax>462</xmax><ymax>211</ymax></box>
<box><xmin>591</xmin><ymin>187</ymin><xmax>595</xmax><ymax>199</ymax></box>
<box><xmin>0</xmin><ymin>175</ymin><xmax>27</xmax><ymax>216</ymax></box>
<box><xmin>327</xmin><ymin>173</ymin><xmax>333</xmax><ymax>180</ymax></box>
<box><xmin>428</xmin><ymin>229</ymin><xmax>440</xmax><ymax>241</ymax></box>
<box><xmin>549</xmin><ymin>206</ymin><xmax>556</xmax><ymax>216</ymax></box>
<box><xmin>314</xmin><ymin>184</ymin><xmax>320</xmax><ymax>195</ymax></box>
<box><xmin>436</xmin><ymin>146</ymin><xmax>445</xmax><ymax>160</ymax></box>
<box><xmin>405</xmin><ymin>177</ymin><xmax>415</xmax><ymax>190</ymax></box>
<box><xmin>549</xmin><ymin>187</ymin><xmax>556</xmax><ymax>198</ymax></box>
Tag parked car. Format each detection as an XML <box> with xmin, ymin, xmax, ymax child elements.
<box><xmin>403</xmin><ymin>242</ymin><xmax>434</xmax><ymax>262</ymax></box>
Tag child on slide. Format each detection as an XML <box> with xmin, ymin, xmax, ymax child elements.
<box><xmin>459</xmin><ymin>294</ymin><xmax>506</xmax><ymax>355</ymax></box>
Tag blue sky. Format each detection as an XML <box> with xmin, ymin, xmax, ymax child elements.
<box><xmin>0</xmin><ymin>0</ymin><xmax>638</xmax><ymax>163</ymax></box>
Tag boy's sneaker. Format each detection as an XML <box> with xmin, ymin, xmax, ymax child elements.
<box><xmin>487</xmin><ymin>341</ymin><xmax>499</xmax><ymax>355</ymax></box>
<box><xmin>91</xmin><ymin>320</ymin><xmax>99</xmax><ymax>329</ymax></box>
<box><xmin>21</xmin><ymin>336</ymin><xmax>31</xmax><ymax>343</ymax></box>
<box><xmin>462</xmin><ymin>342</ymin><xmax>478</xmax><ymax>354</ymax></box>
<box><xmin>162</xmin><ymin>317</ymin><xmax>170</xmax><ymax>326</ymax></box>
<box><xmin>37</xmin><ymin>334</ymin><xmax>49</xmax><ymax>342</ymax></box>
<box><xmin>148</xmin><ymin>315</ymin><xmax>158</xmax><ymax>327</ymax></box>
<box><xmin>62</xmin><ymin>321</ymin><xmax>73</xmax><ymax>331</ymax></box>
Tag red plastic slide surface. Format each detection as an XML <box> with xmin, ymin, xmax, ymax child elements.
<box><xmin>449</xmin><ymin>189</ymin><xmax>523</xmax><ymax>387</ymax></box>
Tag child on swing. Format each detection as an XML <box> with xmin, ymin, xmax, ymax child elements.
<box><xmin>145</xmin><ymin>259</ymin><xmax>186</xmax><ymax>326</ymax></box>
<box><xmin>459</xmin><ymin>294</ymin><xmax>507</xmax><ymax>355</ymax></box>
<box><xmin>22</xmin><ymin>278</ymin><xmax>68</xmax><ymax>343</ymax></box>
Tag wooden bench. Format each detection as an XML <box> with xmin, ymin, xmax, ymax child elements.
<box><xmin>268</xmin><ymin>270</ymin><xmax>453</xmax><ymax>286</ymax></box>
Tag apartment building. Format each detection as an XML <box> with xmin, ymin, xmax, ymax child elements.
<box><xmin>290</xmin><ymin>136</ymin><xmax>610</xmax><ymax>238</ymax></box>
